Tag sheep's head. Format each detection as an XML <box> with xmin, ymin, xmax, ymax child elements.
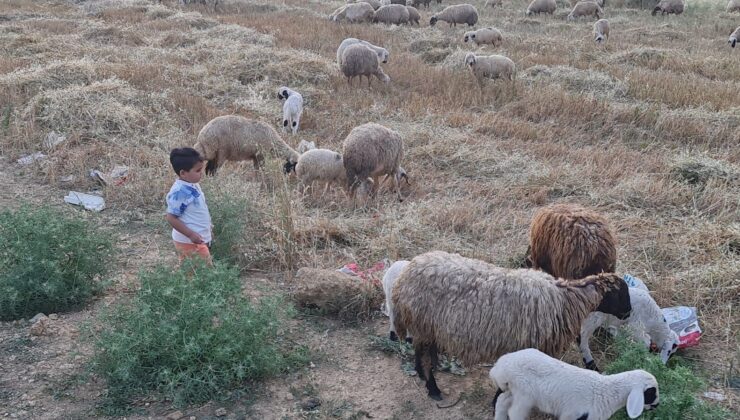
<box><xmin>595</xmin><ymin>35</ymin><xmax>604</xmax><ymax>44</ymax></box>
<box><xmin>525</xmin><ymin>9</ymin><xmax>533</xmax><ymax>16</ymax></box>
<box><xmin>658</xmin><ymin>330</ymin><xmax>680</xmax><ymax>364</ymax></box>
<box><xmin>463</xmin><ymin>31</ymin><xmax>474</xmax><ymax>42</ymax></box>
<box><xmin>730</xmin><ymin>36</ymin><xmax>737</xmax><ymax>48</ymax></box>
<box><xmin>592</xmin><ymin>273</ymin><xmax>632</xmax><ymax>320</ymax></box>
<box><xmin>464</xmin><ymin>52</ymin><xmax>477</xmax><ymax>67</ymax></box>
<box><xmin>626</xmin><ymin>371</ymin><xmax>660</xmax><ymax>418</ymax></box>
<box><xmin>429</xmin><ymin>16</ymin><xmax>438</xmax><ymax>26</ymax></box>
<box><xmin>378</xmin><ymin>49</ymin><xmax>390</xmax><ymax>64</ymax></box>
<box><xmin>283</xmin><ymin>159</ymin><xmax>297</xmax><ymax>174</ymax></box>
<box><xmin>277</xmin><ymin>87</ymin><xmax>290</xmax><ymax>100</ymax></box>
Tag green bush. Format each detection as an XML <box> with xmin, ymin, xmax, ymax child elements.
<box><xmin>207</xmin><ymin>190</ymin><xmax>249</xmax><ymax>265</ymax></box>
<box><xmin>91</xmin><ymin>261</ymin><xmax>307</xmax><ymax>412</ymax></box>
<box><xmin>605</xmin><ymin>334</ymin><xmax>730</xmax><ymax>420</ymax></box>
<box><xmin>0</xmin><ymin>205</ymin><xmax>113</xmax><ymax>321</ymax></box>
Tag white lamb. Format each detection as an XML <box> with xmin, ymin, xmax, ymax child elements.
<box><xmin>293</xmin><ymin>148</ymin><xmax>347</xmax><ymax>196</ymax></box>
<box><xmin>490</xmin><ymin>348</ymin><xmax>660</xmax><ymax>420</ymax></box>
<box><xmin>277</xmin><ymin>86</ymin><xmax>303</xmax><ymax>135</ymax></box>
<box><xmin>579</xmin><ymin>286</ymin><xmax>680</xmax><ymax>371</ymax></box>
<box><xmin>381</xmin><ymin>260</ymin><xmax>411</xmax><ymax>343</ymax></box>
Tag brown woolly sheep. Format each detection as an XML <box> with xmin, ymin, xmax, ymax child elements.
<box><xmin>652</xmin><ymin>0</ymin><xmax>684</xmax><ymax>15</ymax></box>
<box><xmin>342</xmin><ymin>122</ymin><xmax>404</xmax><ymax>202</ymax></box>
<box><xmin>392</xmin><ymin>251</ymin><xmax>632</xmax><ymax>400</ymax></box>
<box><xmin>528</xmin><ymin>203</ymin><xmax>617</xmax><ymax>280</ymax></box>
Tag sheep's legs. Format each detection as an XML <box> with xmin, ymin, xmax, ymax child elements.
<box><xmin>493</xmin><ymin>391</ymin><xmax>512</xmax><ymax>420</ymax></box>
<box><xmin>414</xmin><ymin>342</ymin><xmax>442</xmax><ymax>400</ymax></box>
<box><xmin>392</xmin><ymin>171</ymin><xmax>402</xmax><ymax>202</ymax></box>
<box><xmin>505</xmin><ymin>397</ymin><xmax>533</xmax><ymax>420</ymax></box>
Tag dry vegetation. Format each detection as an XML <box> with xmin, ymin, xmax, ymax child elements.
<box><xmin>0</xmin><ymin>0</ymin><xmax>738</xmax><ymax>418</ymax></box>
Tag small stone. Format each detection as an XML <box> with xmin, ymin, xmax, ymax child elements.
<box><xmin>300</xmin><ymin>397</ymin><xmax>321</xmax><ymax>411</ymax></box>
<box><xmin>59</xmin><ymin>364</ymin><xmax>74</xmax><ymax>370</ymax></box>
<box><xmin>144</xmin><ymin>403</ymin><xmax>150</xmax><ymax>407</ymax></box>
<box><xmin>215</xmin><ymin>408</ymin><xmax>227</xmax><ymax>417</ymax></box>
<box><xmin>29</xmin><ymin>313</ymin><xmax>47</xmax><ymax>324</ymax></box>
<box><xmin>166</xmin><ymin>410</ymin><xmax>184</xmax><ymax>420</ymax></box>
<box><xmin>309</xmin><ymin>362</ymin><xmax>316</xmax><ymax>369</ymax></box>
<box><xmin>48</xmin><ymin>314</ymin><xmax>59</xmax><ymax>320</ymax></box>
<box><xmin>285</xmin><ymin>393</ymin><xmax>294</xmax><ymax>401</ymax></box>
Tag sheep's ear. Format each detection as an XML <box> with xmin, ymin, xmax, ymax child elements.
<box><xmin>626</xmin><ymin>387</ymin><xmax>645</xmax><ymax>418</ymax></box>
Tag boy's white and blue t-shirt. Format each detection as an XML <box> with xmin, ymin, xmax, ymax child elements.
<box><xmin>166</xmin><ymin>179</ymin><xmax>212</xmax><ymax>244</ymax></box>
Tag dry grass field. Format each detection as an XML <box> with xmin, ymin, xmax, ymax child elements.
<box><xmin>0</xmin><ymin>0</ymin><xmax>738</xmax><ymax>418</ymax></box>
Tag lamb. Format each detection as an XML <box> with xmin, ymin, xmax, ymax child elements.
<box><xmin>342</xmin><ymin>122</ymin><xmax>405</xmax><ymax>202</ymax></box>
<box><xmin>411</xmin><ymin>0</ymin><xmax>432</xmax><ymax>8</ymax></box>
<box><xmin>526</xmin><ymin>0</ymin><xmax>556</xmax><ymax>15</ymax></box>
<box><xmin>382</xmin><ymin>260</ymin><xmax>412</xmax><ymax>342</ymax></box>
<box><xmin>567</xmin><ymin>1</ymin><xmax>603</xmax><ymax>20</ymax></box>
<box><xmin>652</xmin><ymin>0</ymin><xmax>684</xmax><ymax>15</ymax></box>
<box><xmin>392</xmin><ymin>251</ymin><xmax>632</xmax><ymax>400</ymax></box>
<box><xmin>372</xmin><ymin>4</ymin><xmax>410</xmax><ymax>25</ymax></box>
<box><xmin>340</xmin><ymin>44</ymin><xmax>391</xmax><ymax>86</ymax></box>
<box><xmin>593</xmin><ymin>18</ymin><xmax>610</xmax><ymax>44</ymax></box>
<box><xmin>430</xmin><ymin>4</ymin><xmax>478</xmax><ymax>27</ymax></box>
<box><xmin>277</xmin><ymin>86</ymin><xmax>303</xmax><ymax>136</ymax></box>
<box><xmin>330</xmin><ymin>2</ymin><xmax>375</xmax><ymax>23</ymax></box>
<box><xmin>464</xmin><ymin>53</ymin><xmax>516</xmax><ymax>85</ymax></box>
<box><xmin>194</xmin><ymin>115</ymin><xmax>300</xmax><ymax>176</ymax></box>
<box><xmin>336</xmin><ymin>38</ymin><xmax>389</xmax><ymax>68</ymax></box>
<box><xmin>406</xmin><ymin>6</ymin><xmax>420</xmax><ymax>25</ymax></box>
<box><xmin>484</xmin><ymin>0</ymin><xmax>503</xmax><ymax>8</ymax></box>
<box><xmin>293</xmin><ymin>148</ymin><xmax>348</xmax><ymax>196</ymax></box>
<box><xmin>579</xmin><ymin>287</ymin><xmax>680</xmax><ymax>371</ymax></box>
<box><xmin>729</xmin><ymin>0</ymin><xmax>740</xmax><ymax>12</ymax></box>
<box><xmin>729</xmin><ymin>26</ymin><xmax>740</xmax><ymax>48</ymax></box>
<box><xmin>463</xmin><ymin>27</ymin><xmax>503</xmax><ymax>47</ymax></box>
<box><xmin>528</xmin><ymin>203</ymin><xmax>617</xmax><ymax>280</ymax></box>
<box><xmin>297</xmin><ymin>139</ymin><xmax>316</xmax><ymax>154</ymax></box>
<box><xmin>490</xmin><ymin>348</ymin><xmax>659</xmax><ymax>420</ymax></box>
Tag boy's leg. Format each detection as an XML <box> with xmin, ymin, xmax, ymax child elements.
<box><xmin>174</xmin><ymin>242</ymin><xmax>213</xmax><ymax>265</ymax></box>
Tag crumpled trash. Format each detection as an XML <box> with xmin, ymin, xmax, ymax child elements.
<box><xmin>64</xmin><ymin>191</ymin><xmax>105</xmax><ymax>212</ymax></box>
<box><xmin>337</xmin><ymin>258</ymin><xmax>391</xmax><ymax>287</ymax></box>
<box><xmin>90</xmin><ymin>165</ymin><xmax>129</xmax><ymax>187</ymax></box>
<box><xmin>622</xmin><ymin>273</ymin><xmax>648</xmax><ymax>291</ymax></box>
<box><xmin>17</xmin><ymin>152</ymin><xmax>46</xmax><ymax>165</ymax></box>
<box><xmin>43</xmin><ymin>131</ymin><xmax>66</xmax><ymax>150</ymax></box>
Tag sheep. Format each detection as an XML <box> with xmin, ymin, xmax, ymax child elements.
<box><xmin>579</xmin><ymin>287</ymin><xmax>680</xmax><ymax>372</ymax></box>
<box><xmin>297</xmin><ymin>139</ymin><xmax>316</xmax><ymax>154</ymax></box>
<box><xmin>464</xmin><ymin>53</ymin><xmax>516</xmax><ymax>85</ymax></box>
<box><xmin>729</xmin><ymin>26</ymin><xmax>740</xmax><ymax>48</ymax></box>
<box><xmin>382</xmin><ymin>260</ymin><xmax>412</xmax><ymax>342</ymax></box>
<box><xmin>729</xmin><ymin>0</ymin><xmax>740</xmax><ymax>12</ymax></box>
<box><xmin>330</xmin><ymin>2</ymin><xmax>375</xmax><ymax>23</ymax></box>
<box><xmin>568</xmin><ymin>1</ymin><xmax>603</xmax><ymax>21</ymax></box>
<box><xmin>392</xmin><ymin>251</ymin><xmax>632</xmax><ymax>400</ymax></box>
<box><xmin>430</xmin><ymin>4</ymin><xmax>478</xmax><ymax>27</ymax></box>
<box><xmin>406</xmin><ymin>6</ymin><xmax>421</xmax><ymax>25</ymax></box>
<box><xmin>411</xmin><ymin>0</ymin><xmax>432</xmax><ymax>8</ymax></box>
<box><xmin>526</xmin><ymin>0</ymin><xmax>556</xmax><ymax>15</ymax></box>
<box><xmin>348</xmin><ymin>0</ymin><xmax>382</xmax><ymax>10</ymax></box>
<box><xmin>490</xmin><ymin>348</ymin><xmax>659</xmax><ymax>420</ymax></box>
<box><xmin>194</xmin><ymin>115</ymin><xmax>300</xmax><ymax>176</ymax></box>
<box><xmin>372</xmin><ymin>4</ymin><xmax>410</xmax><ymax>25</ymax></box>
<box><xmin>294</xmin><ymin>148</ymin><xmax>348</xmax><ymax>196</ymax></box>
<box><xmin>463</xmin><ymin>27</ymin><xmax>503</xmax><ymax>47</ymax></box>
<box><xmin>484</xmin><ymin>0</ymin><xmax>503</xmax><ymax>8</ymax></box>
<box><xmin>593</xmin><ymin>18</ymin><xmax>609</xmax><ymax>44</ymax></box>
<box><xmin>570</xmin><ymin>0</ymin><xmax>604</xmax><ymax>6</ymax></box>
<box><xmin>389</xmin><ymin>0</ymin><xmax>407</xmax><ymax>4</ymax></box>
<box><xmin>277</xmin><ymin>86</ymin><xmax>303</xmax><ymax>136</ymax></box>
<box><xmin>340</xmin><ymin>44</ymin><xmax>391</xmax><ymax>86</ymax></box>
<box><xmin>528</xmin><ymin>203</ymin><xmax>617</xmax><ymax>281</ymax></box>
<box><xmin>336</xmin><ymin>38</ymin><xmax>389</xmax><ymax>68</ymax></box>
<box><xmin>652</xmin><ymin>0</ymin><xmax>684</xmax><ymax>15</ymax></box>
<box><xmin>342</xmin><ymin>122</ymin><xmax>405</xmax><ymax>202</ymax></box>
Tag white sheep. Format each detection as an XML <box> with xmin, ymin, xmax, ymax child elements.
<box><xmin>652</xmin><ymin>0</ymin><xmax>684</xmax><ymax>15</ymax></box>
<box><xmin>337</xmin><ymin>38</ymin><xmax>389</xmax><ymax>68</ymax></box>
<box><xmin>410</xmin><ymin>0</ymin><xmax>432</xmax><ymax>8</ymax></box>
<box><xmin>729</xmin><ymin>26</ymin><xmax>740</xmax><ymax>48</ymax></box>
<box><xmin>348</xmin><ymin>0</ymin><xmax>382</xmax><ymax>10</ymax></box>
<box><xmin>463</xmin><ymin>27</ymin><xmax>503</xmax><ymax>47</ymax></box>
<box><xmin>342</xmin><ymin>122</ymin><xmax>404</xmax><ymax>202</ymax></box>
<box><xmin>341</xmin><ymin>44</ymin><xmax>391</xmax><ymax>86</ymax></box>
<box><xmin>579</xmin><ymin>287</ymin><xmax>680</xmax><ymax>371</ymax></box>
<box><xmin>330</xmin><ymin>2</ymin><xmax>375</xmax><ymax>23</ymax></box>
<box><xmin>593</xmin><ymin>18</ymin><xmax>609</xmax><ymax>44</ymax></box>
<box><xmin>464</xmin><ymin>53</ymin><xmax>516</xmax><ymax>85</ymax></box>
<box><xmin>430</xmin><ymin>4</ymin><xmax>478</xmax><ymax>27</ymax></box>
<box><xmin>526</xmin><ymin>0</ymin><xmax>556</xmax><ymax>15</ymax></box>
<box><xmin>297</xmin><ymin>139</ymin><xmax>316</xmax><ymax>154</ymax></box>
<box><xmin>728</xmin><ymin>0</ymin><xmax>740</xmax><ymax>12</ymax></box>
<box><xmin>294</xmin><ymin>148</ymin><xmax>348</xmax><ymax>196</ymax></box>
<box><xmin>568</xmin><ymin>1</ymin><xmax>603</xmax><ymax>21</ymax></box>
<box><xmin>277</xmin><ymin>86</ymin><xmax>303</xmax><ymax>136</ymax></box>
<box><xmin>490</xmin><ymin>348</ymin><xmax>660</xmax><ymax>420</ymax></box>
<box><xmin>382</xmin><ymin>260</ymin><xmax>411</xmax><ymax>342</ymax></box>
<box><xmin>372</xmin><ymin>4</ymin><xmax>410</xmax><ymax>25</ymax></box>
<box><xmin>484</xmin><ymin>0</ymin><xmax>503</xmax><ymax>8</ymax></box>
<box><xmin>406</xmin><ymin>6</ymin><xmax>421</xmax><ymax>25</ymax></box>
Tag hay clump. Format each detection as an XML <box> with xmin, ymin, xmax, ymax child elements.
<box><xmin>670</xmin><ymin>152</ymin><xmax>739</xmax><ymax>186</ymax></box>
<box><xmin>0</xmin><ymin>58</ymin><xmax>99</xmax><ymax>97</ymax></box>
<box><xmin>293</xmin><ymin>267</ymin><xmax>383</xmax><ymax>321</ymax></box>
<box><xmin>521</xmin><ymin>65</ymin><xmax>628</xmax><ymax>100</ymax></box>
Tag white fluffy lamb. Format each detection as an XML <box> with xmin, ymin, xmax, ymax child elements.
<box><xmin>464</xmin><ymin>53</ymin><xmax>516</xmax><ymax>84</ymax></box>
<box><xmin>294</xmin><ymin>148</ymin><xmax>348</xmax><ymax>196</ymax></box>
<box><xmin>579</xmin><ymin>286</ymin><xmax>680</xmax><ymax>371</ymax></box>
<box><xmin>337</xmin><ymin>38</ymin><xmax>389</xmax><ymax>68</ymax></box>
<box><xmin>463</xmin><ymin>27</ymin><xmax>503</xmax><ymax>47</ymax></box>
<box><xmin>490</xmin><ymin>348</ymin><xmax>660</xmax><ymax>420</ymax></box>
<box><xmin>277</xmin><ymin>87</ymin><xmax>303</xmax><ymax>135</ymax></box>
<box><xmin>593</xmin><ymin>18</ymin><xmax>609</xmax><ymax>44</ymax></box>
<box><xmin>729</xmin><ymin>26</ymin><xmax>740</xmax><ymax>48</ymax></box>
<box><xmin>382</xmin><ymin>260</ymin><xmax>411</xmax><ymax>342</ymax></box>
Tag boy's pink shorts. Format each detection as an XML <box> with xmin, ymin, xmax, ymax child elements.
<box><xmin>174</xmin><ymin>241</ymin><xmax>212</xmax><ymax>264</ymax></box>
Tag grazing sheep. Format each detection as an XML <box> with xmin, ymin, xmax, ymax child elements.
<box><xmin>342</xmin><ymin>122</ymin><xmax>405</xmax><ymax>202</ymax></box>
<box><xmin>382</xmin><ymin>260</ymin><xmax>412</xmax><ymax>342</ymax></box>
<box><xmin>729</xmin><ymin>26</ymin><xmax>740</xmax><ymax>48</ymax></box>
<box><xmin>348</xmin><ymin>0</ymin><xmax>382</xmax><ymax>9</ymax></box>
<box><xmin>526</xmin><ymin>0</ymin><xmax>557</xmax><ymax>15</ymax></box>
<box><xmin>464</xmin><ymin>53</ymin><xmax>516</xmax><ymax>85</ymax></box>
<box><xmin>277</xmin><ymin>86</ymin><xmax>303</xmax><ymax>136</ymax></box>
<box><xmin>490</xmin><ymin>349</ymin><xmax>660</xmax><ymax>420</ymax></box>
<box><xmin>294</xmin><ymin>148</ymin><xmax>347</xmax><ymax>196</ymax></box>
<box><xmin>330</xmin><ymin>2</ymin><xmax>375</xmax><ymax>22</ymax></box>
<box><xmin>579</xmin><ymin>287</ymin><xmax>680</xmax><ymax>371</ymax></box>
<box><xmin>406</xmin><ymin>6</ymin><xmax>421</xmax><ymax>25</ymax></box>
<box><xmin>337</xmin><ymin>38</ymin><xmax>389</xmax><ymax>68</ymax></box>
<box><xmin>528</xmin><ymin>203</ymin><xmax>617</xmax><ymax>280</ymax></box>
<box><xmin>373</xmin><ymin>4</ymin><xmax>410</xmax><ymax>25</ymax></box>
<box><xmin>570</xmin><ymin>0</ymin><xmax>604</xmax><ymax>6</ymax></box>
<box><xmin>341</xmin><ymin>44</ymin><xmax>391</xmax><ymax>86</ymax></box>
<box><xmin>297</xmin><ymin>139</ymin><xmax>316</xmax><ymax>154</ymax></box>
<box><xmin>430</xmin><ymin>4</ymin><xmax>478</xmax><ymax>27</ymax></box>
<box><xmin>194</xmin><ymin>115</ymin><xmax>300</xmax><ymax>176</ymax></box>
<box><xmin>593</xmin><ymin>18</ymin><xmax>609</xmax><ymax>44</ymax></box>
<box><xmin>392</xmin><ymin>251</ymin><xmax>632</xmax><ymax>400</ymax></box>
<box><xmin>484</xmin><ymin>0</ymin><xmax>503</xmax><ymax>8</ymax></box>
<box><xmin>411</xmin><ymin>0</ymin><xmax>432</xmax><ymax>8</ymax></box>
<box><xmin>652</xmin><ymin>0</ymin><xmax>684</xmax><ymax>15</ymax></box>
<box><xmin>729</xmin><ymin>0</ymin><xmax>740</xmax><ymax>12</ymax></box>
<box><xmin>568</xmin><ymin>1</ymin><xmax>603</xmax><ymax>20</ymax></box>
<box><xmin>463</xmin><ymin>27</ymin><xmax>503</xmax><ymax>47</ymax></box>
<box><xmin>389</xmin><ymin>0</ymin><xmax>407</xmax><ymax>4</ymax></box>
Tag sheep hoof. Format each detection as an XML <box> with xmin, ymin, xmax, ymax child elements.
<box><xmin>429</xmin><ymin>392</ymin><xmax>443</xmax><ymax>401</ymax></box>
<box><xmin>405</xmin><ymin>337</ymin><xmax>413</xmax><ymax>344</ymax></box>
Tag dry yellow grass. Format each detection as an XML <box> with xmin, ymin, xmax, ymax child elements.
<box><xmin>0</xmin><ymin>0</ymin><xmax>738</xmax><ymax>417</ymax></box>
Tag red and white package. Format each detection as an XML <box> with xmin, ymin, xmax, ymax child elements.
<box><xmin>662</xmin><ymin>306</ymin><xmax>702</xmax><ymax>348</ymax></box>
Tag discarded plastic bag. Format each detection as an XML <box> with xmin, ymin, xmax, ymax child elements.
<box><xmin>336</xmin><ymin>259</ymin><xmax>390</xmax><ymax>287</ymax></box>
<box><xmin>64</xmin><ymin>191</ymin><xmax>105</xmax><ymax>212</ymax></box>
<box><xmin>662</xmin><ymin>306</ymin><xmax>702</xmax><ymax>348</ymax></box>
<box><xmin>17</xmin><ymin>152</ymin><xmax>46</xmax><ymax>165</ymax></box>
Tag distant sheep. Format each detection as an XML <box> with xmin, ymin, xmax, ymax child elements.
<box><xmin>593</xmin><ymin>18</ymin><xmax>609</xmax><ymax>44</ymax></box>
<box><xmin>347</xmin><ymin>0</ymin><xmax>382</xmax><ymax>9</ymax></box>
<box><xmin>277</xmin><ymin>86</ymin><xmax>303</xmax><ymax>135</ymax></box>
<box><xmin>341</xmin><ymin>44</ymin><xmax>391</xmax><ymax>86</ymax></box>
<box><xmin>373</xmin><ymin>4</ymin><xmax>410</xmax><ymax>24</ymax></box>
<box><xmin>730</xmin><ymin>26</ymin><xmax>740</xmax><ymax>48</ymax></box>
<box><xmin>337</xmin><ymin>38</ymin><xmax>389</xmax><ymax>67</ymax></box>
<box><xmin>194</xmin><ymin>115</ymin><xmax>300</xmax><ymax>176</ymax></box>
<box><xmin>294</xmin><ymin>148</ymin><xmax>347</xmax><ymax>196</ymax></box>
<box><xmin>430</xmin><ymin>4</ymin><xmax>478</xmax><ymax>27</ymax></box>
<box><xmin>406</xmin><ymin>6</ymin><xmax>420</xmax><ymax>25</ymax></box>
<box><xmin>729</xmin><ymin>0</ymin><xmax>740</xmax><ymax>12</ymax></box>
<box><xmin>463</xmin><ymin>27</ymin><xmax>503</xmax><ymax>47</ymax></box>
<box><xmin>411</xmin><ymin>0</ymin><xmax>432</xmax><ymax>8</ymax></box>
<box><xmin>484</xmin><ymin>0</ymin><xmax>503</xmax><ymax>8</ymax></box>
<box><xmin>392</xmin><ymin>251</ymin><xmax>632</xmax><ymax>400</ymax></box>
<box><xmin>528</xmin><ymin>203</ymin><xmax>617</xmax><ymax>280</ymax></box>
<box><xmin>464</xmin><ymin>53</ymin><xmax>516</xmax><ymax>85</ymax></box>
<box><xmin>526</xmin><ymin>0</ymin><xmax>556</xmax><ymax>15</ymax></box>
<box><xmin>330</xmin><ymin>2</ymin><xmax>375</xmax><ymax>22</ymax></box>
<box><xmin>652</xmin><ymin>0</ymin><xmax>684</xmax><ymax>15</ymax></box>
<box><xmin>342</xmin><ymin>122</ymin><xmax>405</xmax><ymax>202</ymax></box>
<box><xmin>568</xmin><ymin>1</ymin><xmax>603</xmax><ymax>20</ymax></box>
<box><xmin>570</xmin><ymin>0</ymin><xmax>604</xmax><ymax>6</ymax></box>
<box><xmin>382</xmin><ymin>260</ymin><xmax>411</xmax><ymax>342</ymax></box>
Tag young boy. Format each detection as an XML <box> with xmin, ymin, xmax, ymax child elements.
<box><xmin>165</xmin><ymin>147</ymin><xmax>213</xmax><ymax>264</ymax></box>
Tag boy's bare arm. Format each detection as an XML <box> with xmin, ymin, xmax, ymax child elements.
<box><xmin>165</xmin><ymin>213</ymin><xmax>204</xmax><ymax>244</ymax></box>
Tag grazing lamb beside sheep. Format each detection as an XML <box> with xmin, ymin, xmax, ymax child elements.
<box><xmin>406</xmin><ymin>6</ymin><xmax>421</xmax><ymax>25</ymax></box>
<box><xmin>373</xmin><ymin>4</ymin><xmax>410</xmax><ymax>25</ymax></box>
<box><xmin>430</xmin><ymin>4</ymin><xmax>478</xmax><ymax>27</ymax></box>
<box><xmin>330</xmin><ymin>2</ymin><xmax>375</xmax><ymax>23</ymax></box>
<box><xmin>392</xmin><ymin>251</ymin><xmax>632</xmax><ymax>400</ymax></box>
<box><xmin>342</xmin><ymin>122</ymin><xmax>405</xmax><ymax>202</ymax></box>
<box><xmin>652</xmin><ymin>0</ymin><xmax>684</xmax><ymax>15</ymax></box>
<box><xmin>490</xmin><ymin>349</ymin><xmax>660</xmax><ymax>420</ymax></box>
<box><xmin>528</xmin><ymin>203</ymin><xmax>617</xmax><ymax>280</ymax></box>
<box><xmin>464</xmin><ymin>53</ymin><xmax>516</xmax><ymax>85</ymax></box>
<box><xmin>194</xmin><ymin>115</ymin><xmax>299</xmax><ymax>176</ymax></box>
<box><xmin>464</xmin><ymin>27</ymin><xmax>503</xmax><ymax>47</ymax></box>
<box><xmin>337</xmin><ymin>38</ymin><xmax>389</xmax><ymax>67</ymax></box>
<box><xmin>277</xmin><ymin>87</ymin><xmax>303</xmax><ymax>135</ymax></box>
<box><xmin>568</xmin><ymin>1</ymin><xmax>603</xmax><ymax>20</ymax></box>
<box><xmin>382</xmin><ymin>260</ymin><xmax>411</xmax><ymax>342</ymax></box>
<box><xmin>729</xmin><ymin>26</ymin><xmax>740</xmax><ymax>48</ymax></box>
<box><xmin>293</xmin><ymin>148</ymin><xmax>348</xmax><ymax>196</ymax></box>
<box><xmin>341</xmin><ymin>44</ymin><xmax>391</xmax><ymax>86</ymax></box>
<box><xmin>593</xmin><ymin>18</ymin><xmax>610</xmax><ymax>44</ymax></box>
<box><xmin>526</xmin><ymin>0</ymin><xmax>556</xmax><ymax>15</ymax></box>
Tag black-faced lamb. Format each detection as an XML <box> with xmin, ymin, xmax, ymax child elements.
<box><xmin>277</xmin><ymin>86</ymin><xmax>303</xmax><ymax>135</ymax></box>
<box><xmin>337</xmin><ymin>38</ymin><xmax>389</xmax><ymax>68</ymax></box>
<box><xmin>463</xmin><ymin>27</ymin><xmax>503</xmax><ymax>47</ymax></box>
<box><xmin>652</xmin><ymin>0</ymin><xmax>684</xmax><ymax>15</ymax></box>
<box><xmin>341</xmin><ymin>44</ymin><xmax>391</xmax><ymax>86</ymax></box>
<box><xmin>382</xmin><ymin>260</ymin><xmax>411</xmax><ymax>342</ymax></box>
<box><xmin>464</xmin><ymin>53</ymin><xmax>516</xmax><ymax>85</ymax></box>
<box><xmin>430</xmin><ymin>4</ymin><xmax>478</xmax><ymax>27</ymax></box>
<box><xmin>490</xmin><ymin>348</ymin><xmax>659</xmax><ymax>420</ymax></box>
<box><xmin>373</xmin><ymin>4</ymin><xmax>410</xmax><ymax>25</ymax></box>
<box><xmin>194</xmin><ymin>115</ymin><xmax>300</xmax><ymax>176</ymax></box>
<box><xmin>729</xmin><ymin>26</ymin><xmax>740</xmax><ymax>48</ymax></box>
<box><xmin>526</xmin><ymin>0</ymin><xmax>556</xmax><ymax>15</ymax></box>
<box><xmin>406</xmin><ymin>6</ymin><xmax>420</xmax><ymax>25</ymax></box>
<box><xmin>593</xmin><ymin>18</ymin><xmax>609</xmax><ymax>44</ymax></box>
<box><xmin>294</xmin><ymin>148</ymin><xmax>347</xmax><ymax>196</ymax></box>
<box><xmin>330</xmin><ymin>2</ymin><xmax>375</xmax><ymax>23</ymax></box>
<box><xmin>568</xmin><ymin>1</ymin><xmax>603</xmax><ymax>20</ymax></box>
<box><xmin>392</xmin><ymin>251</ymin><xmax>632</xmax><ymax>400</ymax></box>
<box><xmin>342</xmin><ymin>122</ymin><xmax>405</xmax><ymax>202</ymax></box>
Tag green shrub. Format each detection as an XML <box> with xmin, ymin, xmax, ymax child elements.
<box><xmin>605</xmin><ymin>334</ymin><xmax>730</xmax><ymax>420</ymax></box>
<box><xmin>0</xmin><ymin>205</ymin><xmax>113</xmax><ymax>321</ymax></box>
<box><xmin>207</xmin><ymin>190</ymin><xmax>249</xmax><ymax>265</ymax></box>
<box><xmin>91</xmin><ymin>261</ymin><xmax>307</xmax><ymax>412</ymax></box>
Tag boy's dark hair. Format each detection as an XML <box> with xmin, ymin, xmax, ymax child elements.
<box><xmin>170</xmin><ymin>147</ymin><xmax>204</xmax><ymax>175</ymax></box>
